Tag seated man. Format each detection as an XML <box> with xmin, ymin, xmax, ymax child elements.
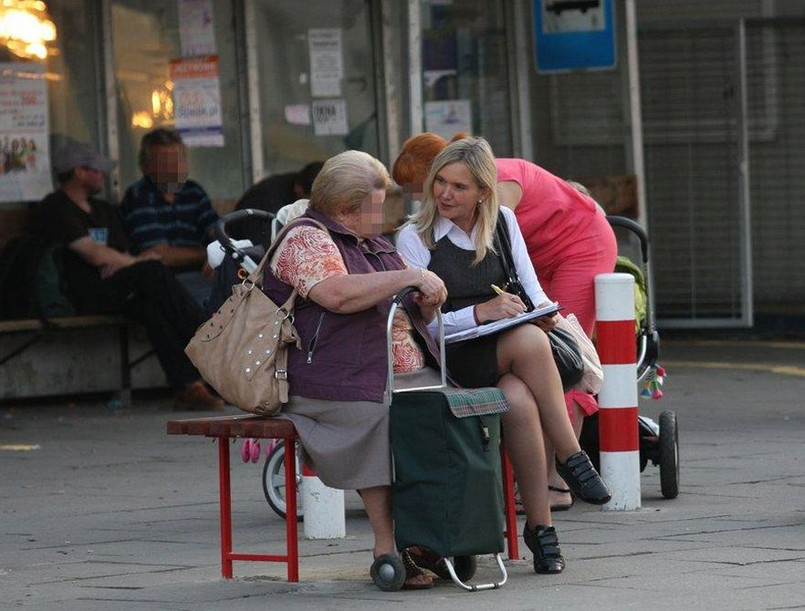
<box><xmin>121</xmin><ymin>128</ymin><xmax>218</xmax><ymax>307</ymax></box>
<box><xmin>38</xmin><ymin>139</ymin><xmax>223</xmax><ymax>411</ymax></box>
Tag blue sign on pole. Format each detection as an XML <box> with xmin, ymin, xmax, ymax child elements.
<box><xmin>534</xmin><ymin>0</ymin><xmax>617</xmax><ymax>73</ymax></box>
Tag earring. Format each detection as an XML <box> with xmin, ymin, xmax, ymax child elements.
<box><xmin>477</xmin><ymin>199</ymin><xmax>484</xmax><ymax>205</ymax></box>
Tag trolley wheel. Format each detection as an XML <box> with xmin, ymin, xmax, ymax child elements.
<box><xmin>370</xmin><ymin>553</ymin><xmax>406</xmax><ymax>591</ymax></box>
<box><xmin>451</xmin><ymin>555</ymin><xmax>477</xmax><ymax>581</ymax></box>
<box><xmin>658</xmin><ymin>410</ymin><xmax>680</xmax><ymax>499</ymax></box>
<box><xmin>261</xmin><ymin>441</ymin><xmax>304</xmax><ymax>522</ymax></box>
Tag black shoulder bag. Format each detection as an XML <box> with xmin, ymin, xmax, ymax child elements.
<box><xmin>494</xmin><ymin>213</ymin><xmax>584</xmax><ymax>391</ymax></box>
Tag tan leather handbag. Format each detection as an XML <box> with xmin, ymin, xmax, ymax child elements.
<box><xmin>185</xmin><ymin>219</ymin><xmax>325</xmax><ymax>414</ymax></box>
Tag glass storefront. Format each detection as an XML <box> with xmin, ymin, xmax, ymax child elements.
<box><xmin>248</xmin><ymin>0</ymin><xmax>380</xmax><ymax>179</ymax></box>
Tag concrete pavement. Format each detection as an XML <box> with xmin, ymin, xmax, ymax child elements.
<box><xmin>2</xmin><ymin>338</ymin><xmax>805</xmax><ymax>610</ymax></box>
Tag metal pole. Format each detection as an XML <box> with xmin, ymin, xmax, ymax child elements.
<box><xmin>625</xmin><ymin>0</ymin><xmax>647</xmax><ymax>227</ymax></box>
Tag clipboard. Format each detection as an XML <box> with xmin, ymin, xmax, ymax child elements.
<box><xmin>445</xmin><ymin>301</ymin><xmax>560</xmax><ymax>345</ymax></box>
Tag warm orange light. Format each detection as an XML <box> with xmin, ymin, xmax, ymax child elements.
<box><xmin>0</xmin><ymin>0</ymin><xmax>57</xmax><ymax>60</ymax></box>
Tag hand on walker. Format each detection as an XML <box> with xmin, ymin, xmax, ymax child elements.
<box><xmin>414</xmin><ymin>268</ymin><xmax>447</xmax><ymax>308</ymax></box>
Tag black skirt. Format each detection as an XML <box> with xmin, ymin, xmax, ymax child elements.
<box><xmin>446</xmin><ymin>334</ymin><xmax>500</xmax><ymax>388</ymax></box>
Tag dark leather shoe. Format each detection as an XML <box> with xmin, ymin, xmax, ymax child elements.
<box><xmin>523</xmin><ymin>523</ymin><xmax>565</xmax><ymax>574</ymax></box>
<box><xmin>556</xmin><ymin>450</ymin><xmax>611</xmax><ymax>505</ymax></box>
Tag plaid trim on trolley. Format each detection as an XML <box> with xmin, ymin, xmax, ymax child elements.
<box><xmin>443</xmin><ymin>387</ymin><xmax>509</xmax><ymax>419</ymax></box>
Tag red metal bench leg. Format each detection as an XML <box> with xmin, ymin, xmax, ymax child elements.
<box><xmin>500</xmin><ymin>442</ymin><xmax>520</xmax><ymax>560</ymax></box>
<box><xmin>218</xmin><ymin>437</ymin><xmax>234</xmax><ymax>578</ymax></box>
<box><xmin>284</xmin><ymin>437</ymin><xmax>299</xmax><ymax>582</ymax></box>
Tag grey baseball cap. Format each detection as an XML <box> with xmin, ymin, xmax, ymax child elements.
<box><xmin>53</xmin><ymin>140</ymin><xmax>117</xmax><ymax>174</ymax></box>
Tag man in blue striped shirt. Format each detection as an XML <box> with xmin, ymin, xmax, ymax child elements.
<box><xmin>121</xmin><ymin>128</ymin><xmax>219</xmax><ymax>307</ymax></box>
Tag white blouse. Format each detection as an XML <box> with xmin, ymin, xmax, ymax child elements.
<box><xmin>396</xmin><ymin>206</ymin><xmax>549</xmax><ymax>337</ymax></box>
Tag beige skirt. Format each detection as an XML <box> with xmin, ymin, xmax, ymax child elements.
<box><xmin>279</xmin><ymin>367</ymin><xmax>443</xmax><ymax>490</ymax></box>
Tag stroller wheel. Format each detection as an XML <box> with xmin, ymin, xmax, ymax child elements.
<box><xmin>371</xmin><ymin>553</ymin><xmax>406</xmax><ymax>591</ymax></box>
<box><xmin>261</xmin><ymin>442</ymin><xmax>304</xmax><ymax>522</ymax></box>
<box><xmin>658</xmin><ymin>410</ymin><xmax>680</xmax><ymax>499</ymax></box>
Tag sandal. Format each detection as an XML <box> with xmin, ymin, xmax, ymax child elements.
<box><xmin>405</xmin><ymin>546</ymin><xmax>450</xmax><ymax>580</ymax></box>
<box><xmin>401</xmin><ymin>549</ymin><xmax>435</xmax><ymax>589</ymax></box>
<box><xmin>549</xmin><ymin>485</ymin><xmax>575</xmax><ymax>512</ymax></box>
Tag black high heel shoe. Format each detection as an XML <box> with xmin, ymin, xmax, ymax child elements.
<box><xmin>523</xmin><ymin>523</ymin><xmax>565</xmax><ymax>574</ymax></box>
<box><xmin>556</xmin><ymin>450</ymin><xmax>611</xmax><ymax>505</ymax></box>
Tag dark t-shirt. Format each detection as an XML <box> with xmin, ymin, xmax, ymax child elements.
<box><xmin>38</xmin><ymin>190</ymin><xmax>129</xmax><ymax>301</ymax></box>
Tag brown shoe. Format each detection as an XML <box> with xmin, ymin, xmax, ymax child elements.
<box><xmin>174</xmin><ymin>381</ymin><xmax>225</xmax><ymax>411</ymax></box>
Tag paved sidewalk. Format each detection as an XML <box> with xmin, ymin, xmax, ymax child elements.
<box><xmin>2</xmin><ymin>339</ymin><xmax>805</xmax><ymax>610</ymax></box>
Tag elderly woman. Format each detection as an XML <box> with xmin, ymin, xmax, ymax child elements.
<box><xmin>393</xmin><ymin>132</ymin><xmax>616</xmax><ymax>512</ymax></box>
<box><xmin>396</xmin><ymin>137</ymin><xmax>611</xmax><ymax>575</ymax></box>
<box><xmin>261</xmin><ymin>150</ymin><xmax>447</xmax><ymax>590</ymax></box>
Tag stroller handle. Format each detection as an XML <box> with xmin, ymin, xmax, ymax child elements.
<box><xmin>214</xmin><ymin>209</ymin><xmax>275</xmax><ymax>254</ymax></box>
<box><xmin>606</xmin><ymin>215</ymin><xmax>648</xmax><ymax>264</ymax></box>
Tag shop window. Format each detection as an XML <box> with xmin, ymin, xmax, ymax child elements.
<box><xmin>110</xmin><ymin>0</ymin><xmax>246</xmax><ymax>203</ymax></box>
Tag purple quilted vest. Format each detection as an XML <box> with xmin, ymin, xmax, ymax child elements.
<box><xmin>262</xmin><ymin>209</ymin><xmax>438</xmax><ymax>402</ymax></box>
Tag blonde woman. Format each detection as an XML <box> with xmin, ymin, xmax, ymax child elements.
<box><xmin>396</xmin><ymin>137</ymin><xmax>611</xmax><ymax>575</ymax></box>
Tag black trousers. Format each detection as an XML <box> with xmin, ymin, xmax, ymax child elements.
<box><xmin>72</xmin><ymin>261</ymin><xmax>205</xmax><ymax>389</ymax></box>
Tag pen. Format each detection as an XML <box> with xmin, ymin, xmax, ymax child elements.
<box><xmin>491</xmin><ymin>284</ymin><xmax>506</xmax><ymax>296</ymax></box>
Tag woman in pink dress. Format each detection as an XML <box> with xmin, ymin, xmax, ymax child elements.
<box><xmin>393</xmin><ymin>133</ymin><xmax>617</xmax><ymax>511</ymax></box>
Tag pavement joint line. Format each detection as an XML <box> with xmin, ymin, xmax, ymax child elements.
<box><xmin>662</xmin><ymin>360</ymin><xmax>805</xmax><ymax>377</ymax></box>
<box><xmin>665</xmin><ymin>339</ymin><xmax>805</xmax><ymax>350</ymax></box>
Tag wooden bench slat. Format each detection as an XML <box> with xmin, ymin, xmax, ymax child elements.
<box><xmin>167</xmin><ymin>415</ymin><xmax>297</xmax><ymax>439</ymax></box>
<box><xmin>0</xmin><ymin>315</ymin><xmax>128</xmax><ymax>333</ymax></box>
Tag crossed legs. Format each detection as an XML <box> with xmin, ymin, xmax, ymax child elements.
<box><xmin>496</xmin><ymin>324</ymin><xmax>585</xmax><ymax>520</ymax></box>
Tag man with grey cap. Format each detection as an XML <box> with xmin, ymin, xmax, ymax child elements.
<box><xmin>37</xmin><ymin>139</ymin><xmax>223</xmax><ymax>411</ymax></box>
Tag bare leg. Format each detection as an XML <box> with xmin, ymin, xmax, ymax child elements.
<box><xmin>359</xmin><ymin>485</ymin><xmax>395</xmax><ymax>558</ymax></box>
<box><xmin>546</xmin><ymin>398</ymin><xmax>585</xmax><ymax>506</ymax></box>
<box><xmin>497</xmin><ymin>373</ymin><xmax>551</xmax><ymax>527</ymax></box>
<box><xmin>497</xmin><ymin>324</ymin><xmax>580</xmax><ymax>461</ymax></box>
<box><xmin>361</xmin><ymin>485</ymin><xmax>432</xmax><ymax>587</ymax></box>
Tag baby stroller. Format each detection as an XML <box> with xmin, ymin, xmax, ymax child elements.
<box><xmin>579</xmin><ymin>216</ymin><xmax>679</xmax><ymax>500</ymax></box>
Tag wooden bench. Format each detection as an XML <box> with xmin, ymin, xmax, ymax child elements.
<box><xmin>167</xmin><ymin>415</ymin><xmax>301</xmax><ymax>581</ymax></box>
<box><xmin>166</xmin><ymin>414</ymin><xmax>520</xmax><ymax>583</ymax></box>
<box><xmin>0</xmin><ymin>315</ymin><xmax>146</xmax><ymax>406</ymax></box>
<box><xmin>0</xmin><ymin>208</ymin><xmax>153</xmax><ymax>404</ymax></box>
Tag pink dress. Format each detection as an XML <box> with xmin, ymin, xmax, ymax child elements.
<box><xmin>496</xmin><ymin>159</ymin><xmax>617</xmax><ymax>418</ymax></box>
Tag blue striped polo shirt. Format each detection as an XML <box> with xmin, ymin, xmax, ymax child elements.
<box><xmin>121</xmin><ymin>177</ymin><xmax>219</xmax><ymax>253</ymax></box>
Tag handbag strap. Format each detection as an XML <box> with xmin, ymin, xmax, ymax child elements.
<box><xmin>493</xmin><ymin>212</ymin><xmax>535</xmax><ymax>311</ymax></box>
<box><xmin>494</xmin><ymin>211</ymin><xmax>517</xmax><ymax>283</ymax></box>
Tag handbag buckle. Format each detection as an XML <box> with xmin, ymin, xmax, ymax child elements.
<box><xmin>274</xmin><ymin>369</ymin><xmax>288</xmax><ymax>380</ymax></box>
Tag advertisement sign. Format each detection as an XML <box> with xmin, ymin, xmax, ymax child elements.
<box><xmin>170</xmin><ymin>56</ymin><xmax>224</xmax><ymax>147</ymax></box>
<box><xmin>0</xmin><ymin>63</ymin><xmax>51</xmax><ymax>203</ymax></box>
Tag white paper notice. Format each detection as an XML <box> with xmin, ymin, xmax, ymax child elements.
<box><xmin>424</xmin><ymin>100</ymin><xmax>472</xmax><ymax>141</ymax></box>
<box><xmin>0</xmin><ymin>63</ymin><xmax>52</xmax><ymax>202</ymax></box>
<box><xmin>170</xmin><ymin>56</ymin><xmax>224</xmax><ymax>147</ymax></box>
<box><xmin>178</xmin><ymin>0</ymin><xmax>217</xmax><ymax>56</ymax></box>
<box><xmin>284</xmin><ymin>104</ymin><xmax>311</xmax><ymax>126</ymax></box>
<box><xmin>309</xmin><ymin>28</ymin><xmax>343</xmax><ymax>97</ymax></box>
<box><xmin>312</xmin><ymin>99</ymin><xmax>348</xmax><ymax>136</ymax></box>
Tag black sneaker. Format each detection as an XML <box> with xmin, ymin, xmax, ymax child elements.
<box><xmin>523</xmin><ymin>523</ymin><xmax>565</xmax><ymax>574</ymax></box>
<box><xmin>556</xmin><ymin>450</ymin><xmax>611</xmax><ymax>505</ymax></box>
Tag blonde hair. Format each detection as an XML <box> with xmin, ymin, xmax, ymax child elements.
<box><xmin>308</xmin><ymin>150</ymin><xmax>391</xmax><ymax>217</ymax></box>
<box><xmin>409</xmin><ymin>136</ymin><xmax>499</xmax><ymax>265</ymax></box>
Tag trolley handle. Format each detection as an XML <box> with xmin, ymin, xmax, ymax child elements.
<box><xmin>386</xmin><ymin>287</ymin><xmax>447</xmax><ymax>396</ymax></box>
<box><xmin>606</xmin><ymin>215</ymin><xmax>649</xmax><ymax>264</ymax></box>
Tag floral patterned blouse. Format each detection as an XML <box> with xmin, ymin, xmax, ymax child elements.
<box><xmin>270</xmin><ymin>225</ymin><xmax>425</xmax><ymax>373</ymax></box>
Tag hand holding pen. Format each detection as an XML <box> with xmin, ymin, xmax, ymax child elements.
<box><xmin>474</xmin><ymin>283</ymin><xmax>528</xmax><ymax>323</ymax></box>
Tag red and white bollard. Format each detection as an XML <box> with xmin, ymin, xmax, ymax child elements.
<box><xmin>595</xmin><ymin>273</ymin><xmax>641</xmax><ymax>510</ymax></box>
<box><xmin>301</xmin><ymin>464</ymin><xmax>346</xmax><ymax>539</ymax></box>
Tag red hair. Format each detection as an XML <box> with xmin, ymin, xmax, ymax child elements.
<box><xmin>392</xmin><ymin>132</ymin><xmax>449</xmax><ymax>187</ymax></box>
